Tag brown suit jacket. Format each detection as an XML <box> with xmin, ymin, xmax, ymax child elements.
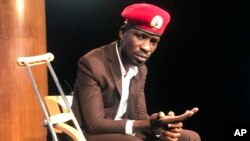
<box><xmin>72</xmin><ymin>41</ymin><xmax>150</xmax><ymax>136</ymax></box>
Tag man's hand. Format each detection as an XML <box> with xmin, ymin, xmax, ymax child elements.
<box><xmin>160</xmin><ymin>111</ymin><xmax>183</xmax><ymax>141</ymax></box>
<box><xmin>159</xmin><ymin>107</ymin><xmax>199</xmax><ymax>126</ymax></box>
<box><xmin>150</xmin><ymin>107</ymin><xmax>199</xmax><ymax>130</ymax></box>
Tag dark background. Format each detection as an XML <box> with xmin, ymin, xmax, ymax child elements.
<box><xmin>45</xmin><ymin>0</ymin><xmax>250</xmax><ymax>140</ymax></box>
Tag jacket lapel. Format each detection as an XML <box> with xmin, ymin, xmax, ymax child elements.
<box><xmin>107</xmin><ymin>42</ymin><xmax>122</xmax><ymax>96</ymax></box>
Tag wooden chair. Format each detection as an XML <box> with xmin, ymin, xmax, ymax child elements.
<box><xmin>44</xmin><ymin>95</ymin><xmax>85</xmax><ymax>141</ymax></box>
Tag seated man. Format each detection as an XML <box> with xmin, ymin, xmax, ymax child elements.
<box><xmin>72</xmin><ymin>3</ymin><xmax>201</xmax><ymax>141</ymax></box>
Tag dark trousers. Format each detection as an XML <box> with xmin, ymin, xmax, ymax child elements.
<box><xmin>86</xmin><ymin>129</ymin><xmax>201</xmax><ymax>141</ymax></box>
<box><xmin>47</xmin><ymin>129</ymin><xmax>201</xmax><ymax>141</ymax></box>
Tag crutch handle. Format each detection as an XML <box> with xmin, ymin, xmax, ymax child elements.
<box><xmin>17</xmin><ymin>53</ymin><xmax>54</xmax><ymax>66</ymax></box>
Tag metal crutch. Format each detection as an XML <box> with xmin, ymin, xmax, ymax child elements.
<box><xmin>17</xmin><ymin>53</ymin><xmax>86</xmax><ymax>141</ymax></box>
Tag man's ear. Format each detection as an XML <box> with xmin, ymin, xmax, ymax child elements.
<box><xmin>119</xmin><ymin>26</ymin><xmax>127</xmax><ymax>39</ymax></box>
<box><xmin>119</xmin><ymin>30</ymin><xmax>124</xmax><ymax>40</ymax></box>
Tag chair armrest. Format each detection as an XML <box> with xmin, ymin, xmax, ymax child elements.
<box><xmin>54</xmin><ymin>123</ymin><xmax>82</xmax><ymax>141</ymax></box>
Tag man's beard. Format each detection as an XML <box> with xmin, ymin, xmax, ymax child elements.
<box><xmin>122</xmin><ymin>50</ymin><xmax>146</xmax><ymax>66</ymax></box>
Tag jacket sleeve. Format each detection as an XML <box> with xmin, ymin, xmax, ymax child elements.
<box><xmin>74</xmin><ymin>56</ymin><xmax>127</xmax><ymax>135</ymax></box>
<box><xmin>136</xmin><ymin>65</ymin><xmax>150</xmax><ymax>120</ymax></box>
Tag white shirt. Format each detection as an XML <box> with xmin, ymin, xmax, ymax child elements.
<box><xmin>114</xmin><ymin>43</ymin><xmax>138</xmax><ymax>135</ymax></box>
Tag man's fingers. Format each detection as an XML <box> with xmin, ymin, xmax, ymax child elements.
<box><xmin>160</xmin><ymin>111</ymin><xmax>193</xmax><ymax>123</ymax></box>
<box><xmin>168</xmin><ymin>122</ymin><xmax>183</xmax><ymax>128</ymax></box>
<box><xmin>167</xmin><ymin>111</ymin><xmax>175</xmax><ymax>128</ymax></box>
<box><xmin>191</xmin><ymin>107</ymin><xmax>199</xmax><ymax>114</ymax></box>
<box><xmin>167</xmin><ymin>111</ymin><xmax>175</xmax><ymax>116</ymax></box>
<box><xmin>159</xmin><ymin>111</ymin><xmax>166</xmax><ymax>118</ymax></box>
<box><xmin>162</xmin><ymin>130</ymin><xmax>181</xmax><ymax>141</ymax></box>
<box><xmin>159</xmin><ymin>107</ymin><xmax>199</xmax><ymax>124</ymax></box>
<box><xmin>184</xmin><ymin>107</ymin><xmax>199</xmax><ymax>115</ymax></box>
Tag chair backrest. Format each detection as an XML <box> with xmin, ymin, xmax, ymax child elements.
<box><xmin>45</xmin><ymin>95</ymin><xmax>73</xmax><ymax>115</ymax></box>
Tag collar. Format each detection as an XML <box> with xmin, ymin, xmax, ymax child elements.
<box><xmin>115</xmin><ymin>43</ymin><xmax>138</xmax><ymax>78</ymax></box>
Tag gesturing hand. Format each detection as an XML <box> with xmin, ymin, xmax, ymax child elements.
<box><xmin>159</xmin><ymin>107</ymin><xmax>199</xmax><ymax>126</ymax></box>
<box><xmin>160</xmin><ymin>111</ymin><xmax>183</xmax><ymax>141</ymax></box>
<box><xmin>159</xmin><ymin>107</ymin><xmax>199</xmax><ymax>141</ymax></box>
<box><xmin>150</xmin><ymin>107</ymin><xmax>199</xmax><ymax>129</ymax></box>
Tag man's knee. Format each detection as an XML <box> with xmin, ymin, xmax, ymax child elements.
<box><xmin>179</xmin><ymin>129</ymin><xmax>201</xmax><ymax>141</ymax></box>
<box><xmin>87</xmin><ymin>134</ymin><xmax>143</xmax><ymax>141</ymax></box>
<box><xmin>124</xmin><ymin>136</ymin><xmax>144</xmax><ymax>141</ymax></box>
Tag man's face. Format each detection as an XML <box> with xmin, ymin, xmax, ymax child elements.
<box><xmin>121</xmin><ymin>28</ymin><xmax>160</xmax><ymax>66</ymax></box>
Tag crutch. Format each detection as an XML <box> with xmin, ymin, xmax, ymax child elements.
<box><xmin>17</xmin><ymin>53</ymin><xmax>86</xmax><ymax>141</ymax></box>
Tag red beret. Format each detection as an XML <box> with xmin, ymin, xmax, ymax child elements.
<box><xmin>121</xmin><ymin>3</ymin><xmax>171</xmax><ymax>36</ymax></box>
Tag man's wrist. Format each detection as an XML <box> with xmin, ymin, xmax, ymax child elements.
<box><xmin>150</xmin><ymin>119</ymin><xmax>162</xmax><ymax>129</ymax></box>
<box><xmin>133</xmin><ymin>120</ymin><xmax>151</xmax><ymax>132</ymax></box>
